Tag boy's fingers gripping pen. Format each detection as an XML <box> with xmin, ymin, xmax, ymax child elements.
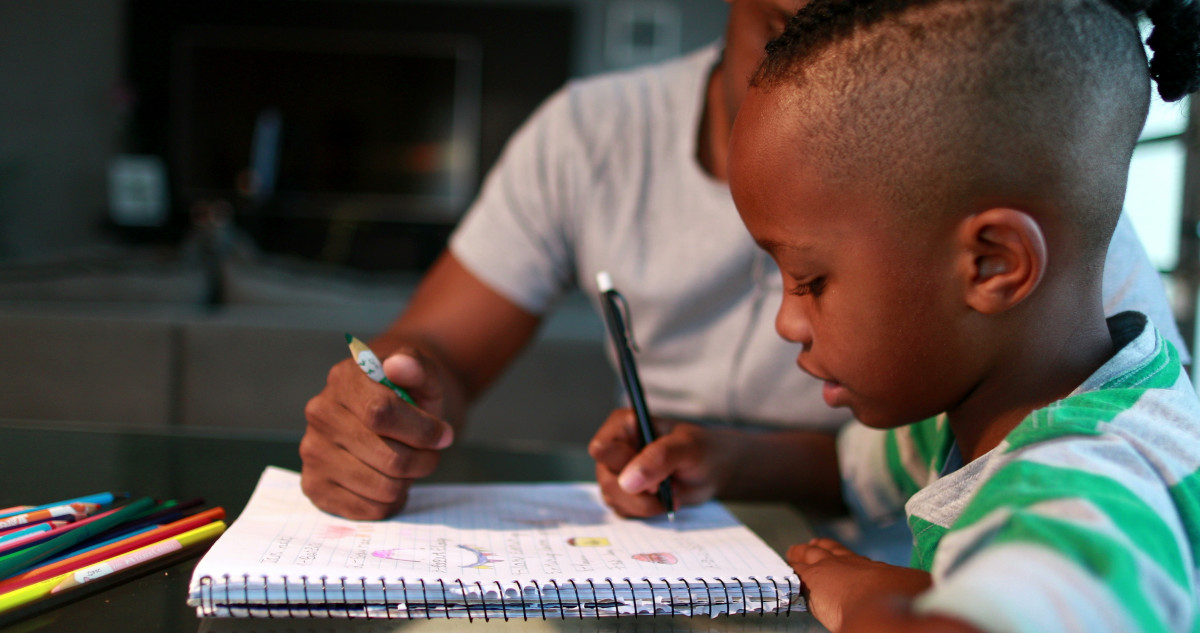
<box><xmin>595</xmin><ymin>272</ymin><xmax>676</xmax><ymax>523</ymax></box>
<box><xmin>345</xmin><ymin>334</ymin><xmax>417</xmax><ymax>406</ymax></box>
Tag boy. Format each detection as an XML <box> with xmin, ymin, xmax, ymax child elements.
<box><xmin>598</xmin><ymin>0</ymin><xmax>1200</xmax><ymax>630</ymax></box>
<box><xmin>733</xmin><ymin>0</ymin><xmax>1200</xmax><ymax>630</ymax></box>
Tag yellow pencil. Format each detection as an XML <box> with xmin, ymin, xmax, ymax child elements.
<box><xmin>0</xmin><ymin>520</ymin><xmax>226</xmax><ymax>613</ymax></box>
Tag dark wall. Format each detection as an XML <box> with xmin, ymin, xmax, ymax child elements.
<box><xmin>0</xmin><ymin>0</ymin><xmax>730</xmax><ymax>266</ymax></box>
<box><xmin>125</xmin><ymin>0</ymin><xmax>573</xmax><ymax>193</ymax></box>
<box><xmin>123</xmin><ymin>1</ymin><xmax>574</xmax><ymax>269</ymax></box>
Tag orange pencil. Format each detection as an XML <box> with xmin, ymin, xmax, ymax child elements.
<box><xmin>0</xmin><ymin>507</ymin><xmax>225</xmax><ymax>593</ymax></box>
<box><xmin>0</xmin><ymin>503</ymin><xmax>100</xmax><ymax>530</ymax></box>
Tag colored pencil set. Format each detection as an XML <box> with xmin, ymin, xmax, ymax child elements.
<box><xmin>0</xmin><ymin>492</ymin><xmax>226</xmax><ymax>617</ymax></box>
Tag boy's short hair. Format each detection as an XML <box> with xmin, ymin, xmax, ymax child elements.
<box><xmin>750</xmin><ymin>0</ymin><xmax>1199</xmax><ymax>259</ymax></box>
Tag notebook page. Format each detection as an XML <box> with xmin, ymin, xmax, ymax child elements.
<box><xmin>192</xmin><ymin>467</ymin><xmax>795</xmax><ymax>590</ymax></box>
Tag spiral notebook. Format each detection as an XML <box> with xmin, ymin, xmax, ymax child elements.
<box><xmin>188</xmin><ymin>467</ymin><xmax>803</xmax><ymax>620</ymax></box>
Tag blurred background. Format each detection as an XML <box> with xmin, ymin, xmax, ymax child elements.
<box><xmin>0</xmin><ymin>1</ymin><xmax>1193</xmax><ymax>449</ymax></box>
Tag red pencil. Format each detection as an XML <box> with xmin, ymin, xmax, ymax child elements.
<box><xmin>0</xmin><ymin>507</ymin><xmax>225</xmax><ymax>593</ymax></box>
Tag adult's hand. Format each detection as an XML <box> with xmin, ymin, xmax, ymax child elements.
<box><xmin>298</xmin><ymin>252</ymin><xmax>542</xmax><ymax>520</ymax></box>
<box><xmin>300</xmin><ymin>347</ymin><xmax>455</xmax><ymax>520</ymax></box>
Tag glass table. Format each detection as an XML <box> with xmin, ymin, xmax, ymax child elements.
<box><xmin>0</xmin><ymin>421</ymin><xmax>826</xmax><ymax>632</ymax></box>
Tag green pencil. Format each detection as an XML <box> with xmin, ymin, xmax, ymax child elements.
<box><xmin>0</xmin><ymin>497</ymin><xmax>155</xmax><ymax>580</ymax></box>
<box><xmin>345</xmin><ymin>334</ymin><xmax>417</xmax><ymax>406</ymax></box>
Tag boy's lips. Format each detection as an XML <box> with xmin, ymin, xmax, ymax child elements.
<box><xmin>798</xmin><ymin>360</ymin><xmax>848</xmax><ymax>408</ymax></box>
<box><xmin>822</xmin><ymin>380</ymin><xmax>848</xmax><ymax>408</ymax></box>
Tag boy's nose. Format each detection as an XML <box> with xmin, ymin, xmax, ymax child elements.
<box><xmin>775</xmin><ymin>299</ymin><xmax>813</xmax><ymax>349</ymax></box>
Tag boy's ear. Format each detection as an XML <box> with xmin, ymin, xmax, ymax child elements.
<box><xmin>956</xmin><ymin>208</ymin><xmax>1047</xmax><ymax>314</ymax></box>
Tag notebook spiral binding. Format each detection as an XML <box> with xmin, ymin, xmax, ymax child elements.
<box><xmin>194</xmin><ymin>574</ymin><xmax>800</xmax><ymax>620</ymax></box>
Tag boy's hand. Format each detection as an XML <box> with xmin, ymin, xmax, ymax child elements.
<box><xmin>788</xmin><ymin>538</ymin><xmax>932</xmax><ymax>633</ymax></box>
<box><xmin>588</xmin><ymin>409</ymin><xmax>740</xmax><ymax>517</ymax></box>
<box><xmin>299</xmin><ymin>348</ymin><xmax>455</xmax><ymax>520</ymax></box>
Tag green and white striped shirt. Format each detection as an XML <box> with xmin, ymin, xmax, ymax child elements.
<box><xmin>838</xmin><ymin>312</ymin><xmax>1200</xmax><ymax>632</ymax></box>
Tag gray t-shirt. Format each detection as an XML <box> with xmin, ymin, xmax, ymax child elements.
<box><xmin>451</xmin><ymin>43</ymin><xmax>1188</xmax><ymax>431</ymax></box>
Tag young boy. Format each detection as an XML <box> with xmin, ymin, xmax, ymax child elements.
<box><xmin>733</xmin><ymin>0</ymin><xmax>1200</xmax><ymax>630</ymax></box>
<box><xmin>596</xmin><ymin>0</ymin><xmax>1200</xmax><ymax>631</ymax></box>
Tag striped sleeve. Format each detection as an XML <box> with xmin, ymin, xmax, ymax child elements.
<box><xmin>913</xmin><ymin>414</ymin><xmax>1198</xmax><ymax>632</ymax></box>
<box><xmin>839</xmin><ymin>416</ymin><xmax>951</xmax><ymax>525</ymax></box>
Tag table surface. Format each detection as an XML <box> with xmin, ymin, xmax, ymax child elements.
<box><xmin>0</xmin><ymin>421</ymin><xmax>827</xmax><ymax>632</ymax></box>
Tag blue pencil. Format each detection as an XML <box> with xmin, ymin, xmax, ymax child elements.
<box><xmin>0</xmin><ymin>493</ymin><xmax>123</xmax><ymax>521</ymax></box>
<box><xmin>0</xmin><ymin>522</ymin><xmax>67</xmax><ymax>545</ymax></box>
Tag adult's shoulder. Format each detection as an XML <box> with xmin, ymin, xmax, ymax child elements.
<box><xmin>545</xmin><ymin>43</ymin><xmax>721</xmax><ymax>150</ymax></box>
<box><xmin>561</xmin><ymin>43</ymin><xmax>720</xmax><ymax>103</ymax></box>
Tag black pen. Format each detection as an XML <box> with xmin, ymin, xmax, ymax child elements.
<box><xmin>595</xmin><ymin>271</ymin><xmax>675</xmax><ymax>522</ymax></box>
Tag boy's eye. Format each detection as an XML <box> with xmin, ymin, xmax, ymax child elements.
<box><xmin>787</xmin><ymin>277</ymin><xmax>826</xmax><ymax>298</ymax></box>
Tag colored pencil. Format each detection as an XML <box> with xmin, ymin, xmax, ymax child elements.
<box><xmin>0</xmin><ymin>522</ymin><xmax>70</xmax><ymax>544</ymax></box>
<box><xmin>102</xmin><ymin>497</ymin><xmax>204</xmax><ymax>538</ymax></box>
<box><xmin>346</xmin><ymin>334</ymin><xmax>418</xmax><ymax>405</ymax></box>
<box><xmin>0</xmin><ymin>497</ymin><xmax>177</xmax><ymax>559</ymax></box>
<box><xmin>0</xmin><ymin>508</ymin><xmax>123</xmax><ymax>558</ymax></box>
<box><xmin>0</xmin><ymin>521</ymin><xmax>225</xmax><ymax>614</ymax></box>
<box><xmin>51</xmin><ymin>521</ymin><xmax>226</xmax><ymax>593</ymax></box>
<box><xmin>37</xmin><ymin>527</ymin><xmax>158</xmax><ymax>567</ymax></box>
<box><xmin>0</xmin><ymin>493</ymin><xmax>120</xmax><ymax>521</ymax></box>
<box><xmin>0</xmin><ymin>503</ymin><xmax>101</xmax><ymax>531</ymax></box>
<box><xmin>0</xmin><ymin>507</ymin><xmax>225</xmax><ymax>593</ymax></box>
<box><xmin>0</xmin><ymin>497</ymin><xmax>154</xmax><ymax>580</ymax></box>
